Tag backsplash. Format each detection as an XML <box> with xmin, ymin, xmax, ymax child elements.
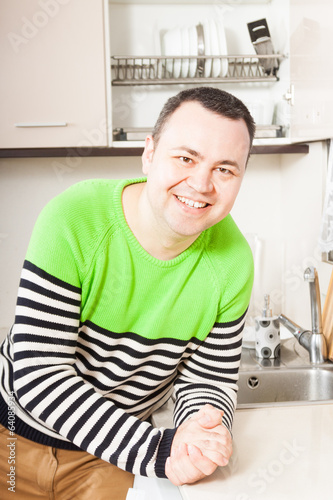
<box><xmin>0</xmin><ymin>140</ymin><xmax>329</xmax><ymax>333</ymax></box>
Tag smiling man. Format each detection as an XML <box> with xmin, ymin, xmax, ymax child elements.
<box><xmin>123</xmin><ymin>95</ymin><xmax>251</xmax><ymax>259</ymax></box>
<box><xmin>0</xmin><ymin>87</ymin><xmax>255</xmax><ymax>499</ymax></box>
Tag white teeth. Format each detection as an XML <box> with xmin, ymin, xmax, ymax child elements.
<box><xmin>176</xmin><ymin>196</ymin><xmax>207</xmax><ymax>208</ymax></box>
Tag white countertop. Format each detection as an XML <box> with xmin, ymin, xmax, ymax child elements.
<box><xmin>180</xmin><ymin>404</ymin><xmax>333</xmax><ymax>500</ymax></box>
<box><xmin>131</xmin><ymin>401</ymin><xmax>333</xmax><ymax>500</ymax></box>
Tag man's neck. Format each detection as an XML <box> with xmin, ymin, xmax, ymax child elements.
<box><xmin>122</xmin><ymin>182</ymin><xmax>198</xmax><ymax>260</ymax></box>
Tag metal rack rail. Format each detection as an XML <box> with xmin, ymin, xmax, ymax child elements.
<box><xmin>111</xmin><ymin>54</ymin><xmax>284</xmax><ymax>85</ymax></box>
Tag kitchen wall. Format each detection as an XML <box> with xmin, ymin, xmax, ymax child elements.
<box><xmin>0</xmin><ymin>142</ymin><xmax>330</xmax><ymax>342</ymax></box>
<box><xmin>232</xmin><ymin>141</ymin><xmax>330</xmax><ymax>336</ymax></box>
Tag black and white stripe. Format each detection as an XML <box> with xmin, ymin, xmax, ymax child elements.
<box><xmin>174</xmin><ymin>313</ymin><xmax>246</xmax><ymax>431</ymax></box>
<box><xmin>0</xmin><ymin>260</ymin><xmax>246</xmax><ymax>476</ymax></box>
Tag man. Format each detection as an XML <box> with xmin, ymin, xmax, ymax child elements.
<box><xmin>0</xmin><ymin>87</ymin><xmax>255</xmax><ymax>499</ymax></box>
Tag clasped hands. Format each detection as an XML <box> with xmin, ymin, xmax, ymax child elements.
<box><xmin>166</xmin><ymin>404</ymin><xmax>232</xmax><ymax>486</ymax></box>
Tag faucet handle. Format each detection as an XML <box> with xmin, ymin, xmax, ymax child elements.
<box><xmin>278</xmin><ymin>314</ymin><xmax>310</xmax><ymax>344</ymax></box>
<box><xmin>278</xmin><ymin>313</ymin><xmax>327</xmax><ymax>364</ymax></box>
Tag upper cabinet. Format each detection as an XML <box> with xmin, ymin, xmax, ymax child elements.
<box><xmin>0</xmin><ymin>0</ymin><xmax>110</xmax><ymax>148</ymax></box>
<box><xmin>1</xmin><ymin>0</ymin><xmax>332</xmax><ymax>151</ymax></box>
<box><xmin>288</xmin><ymin>0</ymin><xmax>333</xmax><ymax>142</ymax></box>
<box><xmin>108</xmin><ymin>0</ymin><xmax>333</xmax><ymax>147</ymax></box>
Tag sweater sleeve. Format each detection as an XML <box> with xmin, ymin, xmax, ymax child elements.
<box><xmin>173</xmin><ymin>224</ymin><xmax>254</xmax><ymax>433</ymax></box>
<box><xmin>12</xmin><ymin>259</ymin><xmax>176</xmax><ymax>477</ymax></box>
<box><xmin>173</xmin><ymin>310</ymin><xmax>247</xmax><ymax>433</ymax></box>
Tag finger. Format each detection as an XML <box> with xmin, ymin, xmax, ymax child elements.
<box><xmin>193</xmin><ymin>443</ymin><xmax>231</xmax><ymax>465</ymax></box>
<box><xmin>177</xmin><ymin>442</ymin><xmax>208</xmax><ymax>482</ymax></box>
<box><xmin>196</xmin><ymin>404</ymin><xmax>223</xmax><ymax>419</ymax></box>
<box><xmin>166</xmin><ymin>444</ymin><xmax>207</xmax><ymax>486</ymax></box>
<box><xmin>200</xmin><ymin>447</ymin><xmax>231</xmax><ymax>466</ymax></box>
<box><xmin>200</xmin><ymin>425</ymin><xmax>230</xmax><ymax>438</ymax></box>
<box><xmin>194</xmin><ymin>435</ymin><xmax>233</xmax><ymax>457</ymax></box>
<box><xmin>167</xmin><ymin>445</ymin><xmax>190</xmax><ymax>485</ymax></box>
<box><xmin>174</xmin><ymin>426</ymin><xmax>230</xmax><ymax>457</ymax></box>
<box><xmin>171</xmin><ymin>411</ymin><xmax>231</xmax><ymax>459</ymax></box>
<box><xmin>196</xmin><ymin>425</ymin><xmax>233</xmax><ymax>453</ymax></box>
<box><xmin>165</xmin><ymin>457</ymin><xmax>182</xmax><ymax>486</ymax></box>
<box><xmin>196</xmin><ymin>406</ymin><xmax>224</xmax><ymax>429</ymax></box>
<box><xmin>187</xmin><ymin>444</ymin><xmax>218</xmax><ymax>475</ymax></box>
<box><xmin>192</xmin><ymin>427</ymin><xmax>232</xmax><ymax>449</ymax></box>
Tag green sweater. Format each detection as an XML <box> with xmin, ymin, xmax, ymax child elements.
<box><xmin>0</xmin><ymin>177</ymin><xmax>253</xmax><ymax>478</ymax></box>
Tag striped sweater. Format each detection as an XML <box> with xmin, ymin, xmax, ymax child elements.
<box><xmin>0</xmin><ymin>177</ymin><xmax>254</xmax><ymax>478</ymax></box>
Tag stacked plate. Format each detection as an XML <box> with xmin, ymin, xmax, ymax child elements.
<box><xmin>161</xmin><ymin>19</ymin><xmax>228</xmax><ymax>79</ymax></box>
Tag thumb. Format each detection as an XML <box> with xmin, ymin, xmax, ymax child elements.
<box><xmin>197</xmin><ymin>408</ymin><xmax>224</xmax><ymax>428</ymax></box>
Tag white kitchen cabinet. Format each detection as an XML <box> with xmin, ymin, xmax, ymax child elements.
<box><xmin>0</xmin><ymin>0</ymin><xmax>111</xmax><ymax>149</ymax></box>
<box><xmin>108</xmin><ymin>0</ymin><xmax>333</xmax><ymax>148</ymax></box>
<box><xmin>1</xmin><ymin>0</ymin><xmax>332</xmax><ymax>153</ymax></box>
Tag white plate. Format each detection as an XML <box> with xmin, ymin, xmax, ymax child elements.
<box><xmin>181</xmin><ymin>27</ymin><xmax>190</xmax><ymax>78</ymax></box>
<box><xmin>209</xmin><ymin>19</ymin><xmax>221</xmax><ymax>78</ymax></box>
<box><xmin>188</xmin><ymin>25</ymin><xmax>198</xmax><ymax>78</ymax></box>
<box><xmin>162</xmin><ymin>27</ymin><xmax>182</xmax><ymax>78</ymax></box>
<box><xmin>203</xmin><ymin>20</ymin><xmax>212</xmax><ymax>78</ymax></box>
<box><xmin>215</xmin><ymin>19</ymin><xmax>228</xmax><ymax>77</ymax></box>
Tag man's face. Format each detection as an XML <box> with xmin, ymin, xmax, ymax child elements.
<box><xmin>141</xmin><ymin>101</ymin><xmax>250</xmax><ymax>244</ymax></box>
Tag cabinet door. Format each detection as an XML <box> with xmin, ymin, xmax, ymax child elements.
<box><xmin>0</xmin><ymin>0</ymin><xmax>110</xmax><ymax>148</ymax></box>
<box><xmin>290</xmin><ymin>0</ymin><xmax>333</xmax><ymax>141</ymax></box>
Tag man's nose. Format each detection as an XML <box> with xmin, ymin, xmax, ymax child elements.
<box><xmin>186</xmin><ymin>167</ymin><xmax>214</xmax><ymax>194</ymax></box>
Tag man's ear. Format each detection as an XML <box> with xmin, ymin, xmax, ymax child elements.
<box><xmin>142</xmin><ymin>135</ymin><xmax>155</xmax><ymax>175</ymax></box>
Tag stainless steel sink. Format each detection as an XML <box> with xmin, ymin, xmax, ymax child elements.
<box><xmin>237</xmin><ymin>338</ymin><xmax>333</xmax><ymax>408</ymax></box>
<box><xmin>237</xmin><ymin>366</ymin><xmax>333</xmax><ymax>408</ymax></box>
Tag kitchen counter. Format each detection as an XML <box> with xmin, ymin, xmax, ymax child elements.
<box><xmin>179</xmin><ymin>403</ymin><xmax>333</xmax><ymax>500</ymax></box>
<box><xmin>131</xmin><ymin>400</ymin><xmax>333</xmax><ymax>500</ymax></box>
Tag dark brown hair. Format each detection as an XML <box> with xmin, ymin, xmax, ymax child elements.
<box><xmin>152</xmin><ymin>86</ymin><xmax>256</xmax><ymax>154</ymax></box>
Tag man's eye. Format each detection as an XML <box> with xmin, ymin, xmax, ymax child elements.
<box><xmin>179</xmin><ymin>156</ymin><xmax>193</xmax><ymax>164</ymax></box>
<box><xmin>217</xmin><ymin>167</ymin><xmax>232</xmax><ymax>175</ymax></box>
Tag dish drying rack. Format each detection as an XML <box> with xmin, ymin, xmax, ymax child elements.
<box><xmin>111</xmin><ymin>54</ymin><xmax>284</xmax><ymax>85</ymax></box>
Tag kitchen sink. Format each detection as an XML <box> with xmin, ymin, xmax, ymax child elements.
<box><xmin>237</xmin><ymin>338</ymin><xmax>333</xmax><ymax>408</ymax></box>
<box><xmin>237</xmin><ymin>366</ymin><xmax>333</xmax><ymax>408</ymax></box>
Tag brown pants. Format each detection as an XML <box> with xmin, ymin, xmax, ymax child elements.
<box><xmin>0</xmin><ymin>424</ymin><xmax>134</xmax><ymax>500</ymax></box>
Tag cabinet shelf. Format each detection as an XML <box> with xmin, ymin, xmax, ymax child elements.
<box><xmin>0</xmin><ymin>143</ymin><xmax>310</xmax><ymax>158</ymax></box>
<box><xmin>111</xmin><ymin>54</ymin><xmax>284</xmax><ymax>85</ymax></box>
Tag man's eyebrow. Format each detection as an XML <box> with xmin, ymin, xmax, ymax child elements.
<box><xmin>170</xmin><ymin>146</ymin><xmax>204</xmax><ymax>160</ymax></box>
<box><xmin>218</xmin><ymin>159</ymin><xmax>241</xmax><ymax>171</ymax></box>
<box><xmin>170</xmin><ymin>146</ymin><xmax>240</xmax><ymax>171</ymax></box>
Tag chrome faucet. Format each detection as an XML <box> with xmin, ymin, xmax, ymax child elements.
<box><xmin>278</xmin><ymin>267</ymin><xmax>327</xmax><ymax>364</ymax></box>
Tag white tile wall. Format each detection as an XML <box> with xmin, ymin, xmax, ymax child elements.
<box><xmin>0</xmin><ymin>141</ymin><xmax>329</xmax><ymax>335</ymax></box>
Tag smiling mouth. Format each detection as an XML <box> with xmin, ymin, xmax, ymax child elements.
<box><xmin>176</xmin><ymin>195</ymin><xmax>209</xmax><ymax>209</ymax></box>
